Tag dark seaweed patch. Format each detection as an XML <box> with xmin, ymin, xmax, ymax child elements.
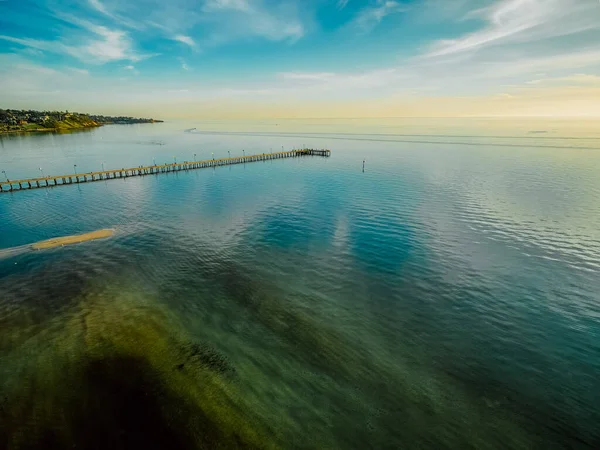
<box><xmin>0</xmin><ymin>355</ymin><xmax>254</xmax><ymax>450</ymax></box>
<box><xmin>177</xmin><ymin>342</ymin><xmax>236</xmax><ymax>377</ymax></box>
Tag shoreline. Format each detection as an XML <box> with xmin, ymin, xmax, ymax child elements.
<box><xmin>0</xmin><ymin>121</ymin><xmax>163</xmax><ymax>136</ymax></box>
<box><xmin>0</xmin><ymin>124</ymin><xmax>101</xmax><ymax>135</ymax></box>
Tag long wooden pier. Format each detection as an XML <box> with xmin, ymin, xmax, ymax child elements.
<box><xmin>0</xmin><ymin>148</ymin><xmax>330</xmax><ymax>193</ymax></box>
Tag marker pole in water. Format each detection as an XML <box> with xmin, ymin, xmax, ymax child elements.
<box><xmin>1</xmin><ymin>170</ymin><xmax>8</xmax><ymax>182</ymax></box>
<box><xmin>362</xmin><ymin>160</ymin><xmax>365</xmax><ymax>172</ymax></box>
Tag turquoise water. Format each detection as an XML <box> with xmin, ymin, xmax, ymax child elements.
<box><xmin>1</xmin><ymin>119</ymin><xmax>600</xmax><ymax>449</ymax></box>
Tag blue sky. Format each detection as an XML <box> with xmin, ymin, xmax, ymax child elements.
<box><xmin>1</xmin><ymin>0</ymin><xmax>600</xmax><ymax>118</ymax></box>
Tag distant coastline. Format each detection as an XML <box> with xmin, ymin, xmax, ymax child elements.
<box><xmin>0</xmin><ymin>109</ymin><xmax>163</xmax><ymax>135</ymax></box>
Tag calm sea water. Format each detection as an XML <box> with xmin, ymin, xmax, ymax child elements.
<box><xmin>1</xmin><ymin>118</ymin><xmax>599</xmax><ymax>449</ymax></box>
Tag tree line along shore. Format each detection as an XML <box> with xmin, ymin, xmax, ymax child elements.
<box><xmin>0</xmin><ymin>109</ymin><xmax>163</xmax><ymax>134</ymax></box>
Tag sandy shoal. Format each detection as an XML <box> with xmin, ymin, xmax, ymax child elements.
<box><xmin>32</xmin><ymin>229</ymin><xmax>115</xmax><ymax>250</ymax></box>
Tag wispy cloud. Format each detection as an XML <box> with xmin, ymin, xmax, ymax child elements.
<box><xmin>21</xmin><ymin>47</ymin><xmax>45</xmax><ymax>57</ymax></box>
<box><xmin>280</xmin><ymin>72</ymin><xmax>336</xmax><ymax>82</ymax></box>
<box><xmin>0</xmin><ymin>14</ymin><xmax>155</xmax><ymax>64</ymax></box>
<box><xmin>179</xmin><ymin>57</ymin><xmax>190</xmax><ymax>71</ymax></box>
<box><xmin>173</xmin><ymin>35</ymin><xmax>196</xmax><ymax>47</ymax></box>
<box><xmin>203</xmin><ymin>0</ymin><xmax>251</xmax><ymax>12</ymax></box>
<box><xmin>3</xmin><ymin>0</ymin><xmax>599</xmax><ymax>118</ymax></box>
<box><xmin>86</xmin><ymin>0</ymin><xmax>145</xmax><ymax>30</ymax></box>
<box><xmin>471</xmin><ymin>48</ymin><xmax>600</xmax><ymax>79</ymax></box>
<box><xmin>14</xmin><ymin>63</ymin><xmax>60</xmax><ymax>76</ymax></box>
<box><xmin>523</xmin><ymin>73</ymin><xmax>600</xmax><ymax>86</ymax></box>
<box><xmin>426</xmin><ymin>0</ymin><xmax>600</xmax><ymax>57</ymax></box>
<box><xmin>122</xmin><ymin>64</ymin><xmax>140</xmax><ymax>75</ymax></box>
<box><xmin>0</xmin><ymin>54</ymin><xmax>96</xmax><ymax>100</ymax></box>
<box><xmin>69</xmin><ymin>68</ymin><xmax>90</xmax><ymax>75</ymax></box>
<box><xmin>83</xmin><ymin>0</ymin><xmax>307</xmax><ymax>51</ymax></box>
<box><xmin>88</xmin><ymin>0</ymin><xmax>109</xmax><ymax>15</ymax></box>
<box><xmin>278</xmin><ymin>68</ymin><xmax>400</xmax><ymax>91</ymax></box>
<box><xmin>0</xmin><ymin>35</ymin><xmax>57</xmax><ymax>53</ymax></box>
<box><xmin>201</xmin><ymin>0</ymin><xmax>305</xmax><ymax>42</ymax></box>
<box><xmin>80</xmin><ymin>27</ymin><xmax>134</xmax><ymax>62</ymax></box>
<box><xmin>350</xmin><ymin>0</ymin><xmax>407</xmax><ymax>32</ymax></box>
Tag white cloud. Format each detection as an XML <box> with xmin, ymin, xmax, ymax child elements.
<box><xmin>86</xmin><ymin>0</ymin><xmax>145</xmax><ymax>30</ymax></box>
<box><xmin>201</xmin><ymin>0</ymin><xmax>305</xmax><ymax>42</ymax></box>
<box><xmin>558</xmin><ymin>74</ymin><xmax>600</xmax><ymax>84</ymax></box>
<box><xmin>27</xmin><ymin>0</ymin><xmax>309</xmax><ymax>63</ymax></box>
<box><xmin>0</xmin><ymin>55</ymin><xmax>97</xmax><ymax>100</ymax></box>
<box><xmin>0</xmin><ymin>18</ymin><xmax>155</xmax><ymax>64</ymax></box>
<box><xmin>0</xmin><ymin>35</ymin><xmax>47</xmax><ymax>51</ymax></box>
<box><xmin>426</xmin><ymin>0</ymin><xmax>600</xmax><ymax>57</ymax></box>
<box><xmin>173</xmin><ymin>34</ymin><xmax>196</xmax><ymax>47</ymax></box>
<box><xmin>277</xmin><ymin>68</ymin><xmax>400</xmax><ymax>91</ymax></box>
<box><xmin>267</xmin><ymin>40</ymin><xmax>600</xmax><ymax>106</ymax></box>
<box><xmin>203</xmin><ymin>0</ymin><xmax>251</xmax><ymax>12</ymax></box>
<box><xmin>88</xmin><ymin>0</ymin><xmax>109</xmax><ymax>15</ymax></box>
<box><xmin>179</xmin><ymin>58</ymin><xmax>190</xmax><ymax>71</ymax></box>
<box><xmin>122</xmin><ymin>64</ymin><xmax>140</xmax><ymax>75</ymax></box>
<box><xmin>280</xmin><ymin>72</ymin><xmax>336</xmax><ymax>81</ymax></box>
<box><xmin>350</xmin><ymin>0</ymin><xmax>408</xmax><ymax>32</ymax></box>
<box><xmin>21</xmin><ymin>47</ymin><xmax>45</xmax><ymax>57</ymax></box>
<box><xmin>472</xmin><ymin>49</ymin><xmax>600</xmax><ymax>79</ymax></box>
<box><xmin>70</xmin><ymin>68</ymin><xmax>90</xmax><ymax>75</ymax></box>
<box><xmin>14</xmin><ymin>63</ymin><xmax>60</xmax><ymax>76</ymax></box>
<box><xmin>523</xmin><ymin>73</ymin><xmax>600</xmax><ymax>86</ymax></box>
<box><xmin>81</xmin><ymin>28</ymin><xmax>132</xmax><ymax>62</ymax></box>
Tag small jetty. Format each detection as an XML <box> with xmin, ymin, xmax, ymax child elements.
<box><xmin>0</xmin><ymin>148</ymin><xmax>331</xmax><ymax>193</ymax></box>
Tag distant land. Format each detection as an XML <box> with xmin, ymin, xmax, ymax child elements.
<box><xmin>0</xmin><ymin>109</ymin><xmax>163</xmax><ymax>134</ymax></box>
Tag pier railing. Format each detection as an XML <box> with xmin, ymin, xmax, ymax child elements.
<box><xmin>0</xmin><ymin>148</ymin><xmax>331</xmax><ymax>193</ymax></box>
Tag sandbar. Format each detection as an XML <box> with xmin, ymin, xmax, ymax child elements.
<box><xmin>32</xmin><ymin>229</ymin><xmax>115</xmax><ymax>250</ymax></box>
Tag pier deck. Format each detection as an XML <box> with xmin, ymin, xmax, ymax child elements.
<box><xmin>0</xmin><ymin>148</ymin><xmax>331</xmax><ymax>193</ymax></box>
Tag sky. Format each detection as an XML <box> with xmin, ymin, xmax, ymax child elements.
<box><xmin>1</xmin><ymin>0</ymin><xmax>600</xmax><ymax>119</ymax></box>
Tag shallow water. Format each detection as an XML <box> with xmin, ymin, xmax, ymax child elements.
<box><xmin>1</xmin><ymin>118</ymin><xmax>600</xmax><ymax>449</ymax></box>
